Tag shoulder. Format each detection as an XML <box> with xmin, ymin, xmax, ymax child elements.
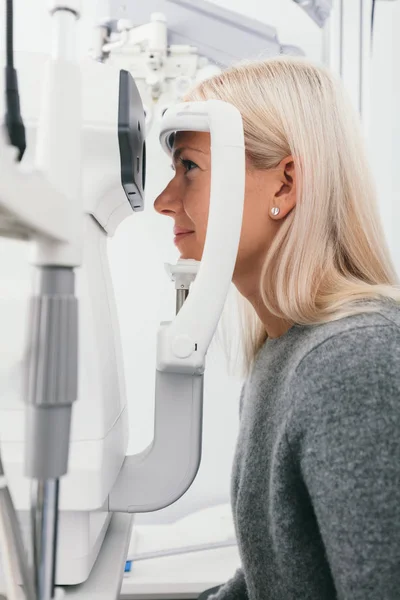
<box><xmin>295</xmin><ymin>300</ymin><xmax>400</xmax><ymax>385</ymax></box>
<box><xmin>286</xmin><ymin>301</ymin><xmax>400</xmax><ymax>440</ymax></box>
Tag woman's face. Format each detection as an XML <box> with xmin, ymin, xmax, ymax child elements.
<box><xmin>154</xmin><ymin>131</ymin><xmax>295</xmax><ymax>282</ymax></box>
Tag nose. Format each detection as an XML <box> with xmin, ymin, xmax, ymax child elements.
<box><xmin>154</xmin><ymin>179</ymin><xmax>182</xmax><ymax>217</ymax></box>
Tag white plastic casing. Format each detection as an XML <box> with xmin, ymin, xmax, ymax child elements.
<box><xmin>0</xmin><ymin>53</ymin><xmax>131</xmax><ymax>583</ymax></box>
<box><xmin>0</xmin><ymin>53</ymin><xmax>132</xmax><ymax>243</ymax></box>
<box><xmin>107</xmin><ymin>100</ymin><xmax>245</xmax><ymax>516</ymax></box>
<box><xmin>157</xmin><ymin>100</ymin><xmax>245</xmax><ymax>374</ymax></box>
<box><xmin>165</xmin><ymin>259</ymin><xmax>200</xmax><ymax>290</ymax></box>
<box><xmin>0</xmin><ymin>215</ymin><xmax>129</xmax><ymax>584</ymax></box>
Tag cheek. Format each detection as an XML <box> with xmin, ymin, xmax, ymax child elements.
<box><xmin>236</xmin><ymin>195</ymin><xmax>271</xmax><ymax>262</ymax></box>
<box><xmin>183</xmin><ymin>180</ymin><xmax>210</xmax><ymax>234</ymax></box>
<box><xmin>177</xmin><ymin>180</ymin><xmax>210</xmax><ymax>261</ymax></box>
<box><xmin>190</xmin><ymin>204</ymin><xmax>209</xmax><ymax>259</ymax></box>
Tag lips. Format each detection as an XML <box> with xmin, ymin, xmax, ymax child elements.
<box><xmin>174</xmin><ymin>226</ymin><xmax>195</xmax><ymax>235</ymax></box>
<box><xmin>173</xmin><ymin>226</ymin><xmax>195</xmax><ymax>247</ymax></box>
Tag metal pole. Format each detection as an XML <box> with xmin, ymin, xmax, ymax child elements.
<box><xmin>31</xmin><ymin>480</ymin><xmax>59</xmax><ymax>600</ymax></box>
<box><xmin>24</xmin><ymin>267</ymin><xmax>78</xmax><ymax>600</ymax></box>
<box><xmin>176</xmin><ymin>288</ymin><xmax>189</xmax><ymax>313</ymax></box>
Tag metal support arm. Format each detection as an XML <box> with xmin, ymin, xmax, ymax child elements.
<box><xmin>108</xmin><ymin>370</ymin><xmax>203</xmax><ymax>513</ymax></box>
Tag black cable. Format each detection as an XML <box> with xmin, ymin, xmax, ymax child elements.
<box><xmin>6</xmin><ymin>0</ymin><xmax>13</xmax><ymax>69</ymax></box>
<box><xmin>4</xmin><ymin>0</ymin><xmax>26</xmax><ymax>161</ymax></box>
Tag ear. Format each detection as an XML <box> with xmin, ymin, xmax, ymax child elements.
<box><xmin>269</xmin><ymin>156</ymin><xmax>297</xmax><ymax>220</ymax></box>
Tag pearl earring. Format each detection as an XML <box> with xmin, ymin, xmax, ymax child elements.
<box><xmin>271</xmin><ymin>207</ymin><xmax>280</xmax><ymax>216</ymax></box>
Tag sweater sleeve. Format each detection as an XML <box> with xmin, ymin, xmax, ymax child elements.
<box><xmin>205</xmin><ymin>568</ymin><xmax>248</xmax><ymax>599</ymax></box>
<box><xmin>287</xmin><ymin>324</ymin><xmax>400</xmax><ymax>600</ymax></box>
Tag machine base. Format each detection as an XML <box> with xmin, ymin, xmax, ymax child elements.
<box><xmin>63</xmin><ymin>513</ymin><xmax>133</xmax><ymax>599</ymax></box>
<box><xmin>0</xmin><ymin>509</ymin><xmax>112</xmax><ymax>588</ymax></box>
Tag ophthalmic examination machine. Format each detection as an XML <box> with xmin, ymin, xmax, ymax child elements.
<box><xmin>0</xmin><ymin>1</ymin><xmax>245</xmax><ymax>599</ymax></box>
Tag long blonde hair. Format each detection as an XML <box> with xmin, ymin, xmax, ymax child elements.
<box><xmin>185</xmin><ymin>57</ymin><xmax>400</xmax><ymax>375</ymax></box>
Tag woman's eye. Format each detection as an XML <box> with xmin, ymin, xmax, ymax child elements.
<box><xmin>180</xmin><ymin>158</ymin><xmax>198</xmax><ymax>173</ymax></box>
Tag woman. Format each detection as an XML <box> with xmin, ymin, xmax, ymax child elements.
<box><xmin>154</xmin><ymin>57</ymin><xmax>400</xmax><ymax>599</ymax></box>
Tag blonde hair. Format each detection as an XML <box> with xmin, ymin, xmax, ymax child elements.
<box><xmin>185</xmin><ymin>56</ymin><xmax>400</xmax><ymax>375</ymax></box>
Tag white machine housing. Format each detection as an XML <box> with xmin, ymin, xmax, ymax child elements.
<box><xmin>0</xmin><ymin>53</ymin><xmax>245</xmax><ymax>585</ymax></box>
<box><xmin>108</xmin><ymin>99</ymin><xmax>245</xmax><ymax>515</ymax></box>
<box><xmin>156</xmin><ymin>101</ymin><xmax>245</xmax><ymax>374</ymax></box>
<box><xmin>0</xmin><ymin>52</ymin><xmax>133</xmax><ymax>584</ymax></box>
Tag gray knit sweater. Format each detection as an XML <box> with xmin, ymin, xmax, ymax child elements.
<box><xmin>212</xmin><ymin>300</ymin><xmax>400</xmax><ymax>600</ymax></box>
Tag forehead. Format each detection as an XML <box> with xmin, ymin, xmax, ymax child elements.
<box><xmin>173</xmin><ymin>131</ymin><xmax>211</xmax><ymax>152</ymax></box>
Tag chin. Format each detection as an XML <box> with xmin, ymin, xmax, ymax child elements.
<box><xmin>178</xmin><ymin>244</ymin><xmax>203</xmax><ymax>261</ymax></box>
<box><xmin>179</xmin><ymin>249</ymin><xmax>203</xmax><ymax>261</ymax></box>
<box><xmin>176</xmin><ymin>237</ymin><xmax>203</xmax><ymax>261</ymax></box>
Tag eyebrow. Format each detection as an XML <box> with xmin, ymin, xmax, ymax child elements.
<box><xmin>172</xmin><ymin>146</ymin><xmax>206</xmax><ymax>163</ymax></box>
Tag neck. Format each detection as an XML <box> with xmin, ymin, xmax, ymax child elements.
<box><xmin>233</xmin><ymin>268</ymin><xmax>292</xmax><ymax>340</ymax></box>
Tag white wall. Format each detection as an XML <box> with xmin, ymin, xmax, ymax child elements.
<box><xmin>368</xmin><ymin>1</ymin><xmax>400</xmax><ymax>274</ymax></box>
<box><xmin>0</xmin><ymin>1</ymin><xmax>110</xmax><ymax>55</ymax></box>
<box><xmin>210</xmin><ymin>0</ymin><xmax>324</xmax><ymax>63</ymax></box>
